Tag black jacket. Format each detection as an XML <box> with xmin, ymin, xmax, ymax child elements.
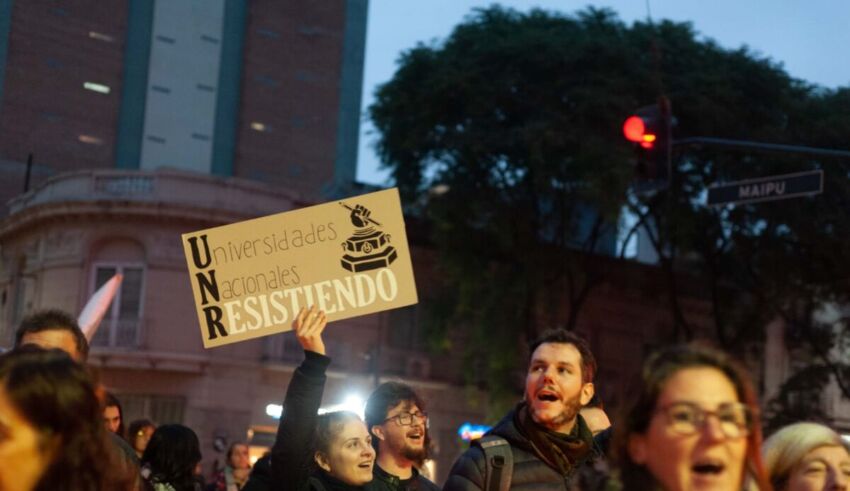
<box><xmin>369</xmin><ymin>464</ymin><xmax>440</xmax><ymax>491</ymax></box>
<box><xmin>244</xmin><ymin>351</ymin><xmax>366</xmax><ymax>491</ymax></box>
<box><xmin>442</xmin><ymin>411</ymin><xmax>606</xmax><ymax>491</ymax></box>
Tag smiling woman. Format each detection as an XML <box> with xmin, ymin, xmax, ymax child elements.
<box><xmin>614</xmin><ymin>344</ymin><xmax>772</xmax><ymax>491</ymax></box>
<box><xmin>246</xmin><ymin>306</ymin><xmax>376</xmax><ymax>491</ymax></box>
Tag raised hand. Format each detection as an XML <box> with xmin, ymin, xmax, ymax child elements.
<box><xmin>293</xmin><ymin>305</ymin><xmax>327</xmax><ymax>355</ymax></box>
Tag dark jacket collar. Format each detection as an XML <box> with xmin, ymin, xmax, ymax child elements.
<box><xmin>373</xmin><ymin>463</ymin><xmax>420</xmax><ymax>484</ymax></box>
<box><xmin>312</xmin><ymin>471</ymin><xmax>367</xmax><ymax>491</ymax></box>
<box><xmin>489</xmin><ymin>405</ymin><xmax>603</xmax><ymax>461</ymax></box>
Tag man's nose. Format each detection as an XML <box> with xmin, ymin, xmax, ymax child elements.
<box><xmin>540</xmin><ymin>366</ymin><xmax>556</xmax><ymax>382</ymax></box>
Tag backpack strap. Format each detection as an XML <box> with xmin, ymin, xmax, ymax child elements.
<box><xmin>475</xmin><ymin>436</ymin><xmax>513</xmax><ymax>491</ymax></box>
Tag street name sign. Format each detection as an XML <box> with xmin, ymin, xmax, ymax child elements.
<box><xmin>707</xmin><ymin>170</ymin><xmax>823</xmax><ymax>206</ymax></box>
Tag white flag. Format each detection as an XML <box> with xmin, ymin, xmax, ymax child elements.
<box><xmin>78</xmin><ymin>274</ymin><xmax>123</xmax><ymax>341</ymax></box>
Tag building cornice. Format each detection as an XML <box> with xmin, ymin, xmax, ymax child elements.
<box><xmin>0</xmin><ymin>169</ymin><xmax>308</xmax><ymax>239</ymax></box>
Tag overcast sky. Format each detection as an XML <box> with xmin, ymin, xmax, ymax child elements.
<box><xmin>355</xmin><ymin>0</ymin><xmax>850</xmax><ymax>185</ymax></box>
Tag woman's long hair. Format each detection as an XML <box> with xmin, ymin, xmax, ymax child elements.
<box><xmin>614</xmin><ymin>343</ymin><xmax>772</xmax><ymax>491</ymax></box>
<box><xmin>141</xmin><ymin>424</ymin><xmax>202</xmax><ymax>491</ymax></box>
<box><xmin>0</xmin><ymin>346</ymin><xmax>134</xmax><ymax>490</ymax></box>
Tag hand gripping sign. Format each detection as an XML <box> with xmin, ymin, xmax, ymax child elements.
<box><xmin>182</xmin><ymin>188</ymin><xmax>418</xmax><ymax>348</ymax></box>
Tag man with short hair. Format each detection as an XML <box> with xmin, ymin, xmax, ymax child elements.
<box><xmin>14</xmin><ymin>309</ymin><xmax>89</xmax><ymax>363</ymax></box>
<box><xmin>14</xmin><ymin>309</ymin><xmax>139</xmax><ymax>473</ymax></box>
<box><xmin>444</xmin><ymin>329</ymin><xmax>606</xmax><ymax>490</ymax></box>
<box><xmin>364</xmin><ymin>381</ymin><xmax>439</xmax><ymax>491</ymax></box>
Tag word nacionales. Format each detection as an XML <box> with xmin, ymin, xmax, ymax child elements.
<box><xmin>220</xmin><ymin>264</ymin><xmax>300</xmax><ymax>300</ymax></box>
<box><xmin>219</xmin><ymin>269</ymin><xmax>398</xmax><ymax>335</ymax></box>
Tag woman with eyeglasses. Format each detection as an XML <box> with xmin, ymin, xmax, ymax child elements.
<box><xmin>615</xmin><ymin>344</ymin><xmax>772</xmax><ymax>491</ymax></box>
<box><xmin>759</xmin><ymin>422</ymin><xmax>850</xmax><ymax>491</ymax></box>
<box><xmin>128</xmin><ymin>419</ymin><xmax>157</xmax><ymax>459</ymax></box>
<box><xmin>244</xmin><ymin>305</ymin><xmax>376</xmax><ymax>491</ymax></box>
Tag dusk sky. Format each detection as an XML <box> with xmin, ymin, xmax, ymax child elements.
<box><xmin>355</xmin><ymin>0</ymin><xmax>850</xmax><ymax>184</ymax></box>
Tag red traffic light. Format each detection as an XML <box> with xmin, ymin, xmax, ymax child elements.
<box><xmin>623</xmin><ymin>116</ymin><xmax>657</xmax><ymax>149</ymax></box>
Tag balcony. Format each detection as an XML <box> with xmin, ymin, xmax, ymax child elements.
<box><xmin>90</xmin><ymin>317</ymin><xmax>143</xmax><ymax>349</ymax></box>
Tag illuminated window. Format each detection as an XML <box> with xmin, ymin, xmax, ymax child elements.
<box><xmin>78</xmin><ymin>135</ymin><xmax>104</xmax><ymax>145</ymax></box>
<box><xmin>84</xmin><ymin>82</ymin><xmax>111</xmax><ymax>94</ymax></box>
<box><xmin>89</xmin><ymin>31</ymin><xmax>115</xmax><ymax>42</ymax></box>
<box><xmin>250</xmin><ymin>122</ymin><xmax>271</xmax><ymax>132</ymax></box>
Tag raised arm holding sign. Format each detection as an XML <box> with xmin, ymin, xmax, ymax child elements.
<box><xmin>242</xmin><ymin>306</ymin><xmax>377</xmax><ymax>491</ymax></box>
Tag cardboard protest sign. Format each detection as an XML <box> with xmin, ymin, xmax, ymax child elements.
<box><xmin>182</xmin><ymin>188</ymin><xmax>418</xmax><ymax>348</ymax></box>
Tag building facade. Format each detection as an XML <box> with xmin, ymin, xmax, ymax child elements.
<box><xmin>0</xmin><ymin>0</ymin><xmax>365</xmax><ymax>209</ymax></box>
<box><xmin>0</xmin><ymin>169</ymin><xmax>491</xmax><ymax>480</ymax></box>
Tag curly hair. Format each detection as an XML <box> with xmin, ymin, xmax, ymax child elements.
<box><xmin>0</xmin><ymin>346</ymin><xmax>134</xmax><ymax>490</ymax></box>
<box><xmin>364</xmin><ymin>381</ymin><xmax>428</xmax><ymax>456</ymax></box>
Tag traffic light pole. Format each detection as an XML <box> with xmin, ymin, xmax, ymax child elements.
<box><xmin>673</xmin><ymin>137</ymin><xmax>850</xmax><ymax>159</ymax></box>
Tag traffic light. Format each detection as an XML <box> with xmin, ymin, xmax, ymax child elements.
<box><xmin>622</xmin><ymin>101</ymin><xmax>672</xmax><ymax>188</ymax></box>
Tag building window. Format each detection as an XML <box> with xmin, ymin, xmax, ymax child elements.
<box><xmin>256</xmin><ymin>27</ymin><xmax>280</xmax><ymax>39</ymax></box>
<box><xmin>250</xmin><ymin>122</ymin><xmax>271</xmax><ymax>132</ymax></box>
<box><xmin>78</xmin><ymin>135</ymin><xmax>104</xmax><ymax>145</ymax></box>
<box><xmin>90</xmin><ymin>264</ymin><xmax>145</xmax><ymax>348</ymax></box>
<box><xmin>89</xmin><ymin>31</ymin><xmax>115</xmax><ymax>43</ymax></box>
<box><xmin>83</xmin><ymin>82</ymin><xmax>111</xmax><ymax>94</ymax></box>
<box><xmin>120</xmin><ymin>394</ymin><xmax>185</xmax><ymax>425</ymax></box>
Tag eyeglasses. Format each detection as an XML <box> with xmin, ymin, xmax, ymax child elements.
<box><xmin>384</xmin><ymin>411</ymin><xmax>428</xmax><ymax>426</ymax></box>
<box><xmin>655</xmin><ymin>402</ymin><xmax>754</xmax><ymax>438</ymax></box>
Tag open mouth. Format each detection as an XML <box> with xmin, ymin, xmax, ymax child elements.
<box><xmin>692</xmin><ymin>460</ymin><xmax>725</xmax><ymax>475</ymax></box>
<box><xmin>358</xmin><ymin>461</ymin><xmax>373</xmax><ymax>470</ymax></box>
<box><xmin>536</xmin><ymin>389</ymin><xmax>560</xmax><ymax>402</ymax></box>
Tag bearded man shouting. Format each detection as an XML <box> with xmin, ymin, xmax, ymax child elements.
<box><xmin>444</xmin><ymin>329</ymin><xmax>609</xmax><ymax>490</ymax></box>
<box><xmin>365</xmin><ymin>382</ymin><xmax>439</xmax><ymax>491</ymax></box>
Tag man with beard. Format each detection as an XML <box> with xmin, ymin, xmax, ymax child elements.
<box><xmin>443</xmin><ymin>329</ymin><xmax>606</xmax><ymax>490</ymax></box>
<box><xmin>364</xmin><ymin>382</ymin><xmax>440</xmax><ymax>491</ymax></box>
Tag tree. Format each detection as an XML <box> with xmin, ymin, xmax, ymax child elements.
<box><xmin>369</xmin><ymin>6</ymin><xmax>850</xmax><ymax>415</ymax></box>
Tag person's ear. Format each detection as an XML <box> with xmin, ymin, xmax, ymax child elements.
<box><xmin>314</xmin><ymin>451</ymin><xmax>331</xmax><ymax>472</ymax></box>
<box><xmin>628</xmin><ymin>434</ymin><xmax>648</xmax><ymax>464</ymax></box>
<box><xmin>371</xmin><ymin>425</ymin><xmax>386</xmax><ymax>442</ymax></box>
<box><xmin>580</xmin><ymin>383</ymin><xmax>594</xmax><ymax>406</ymax></box>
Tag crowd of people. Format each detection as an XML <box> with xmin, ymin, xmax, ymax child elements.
<box><xmin>1</xmin><ymin>306</ymin><xmax>849</xmax><ymax>491</ymax></box>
